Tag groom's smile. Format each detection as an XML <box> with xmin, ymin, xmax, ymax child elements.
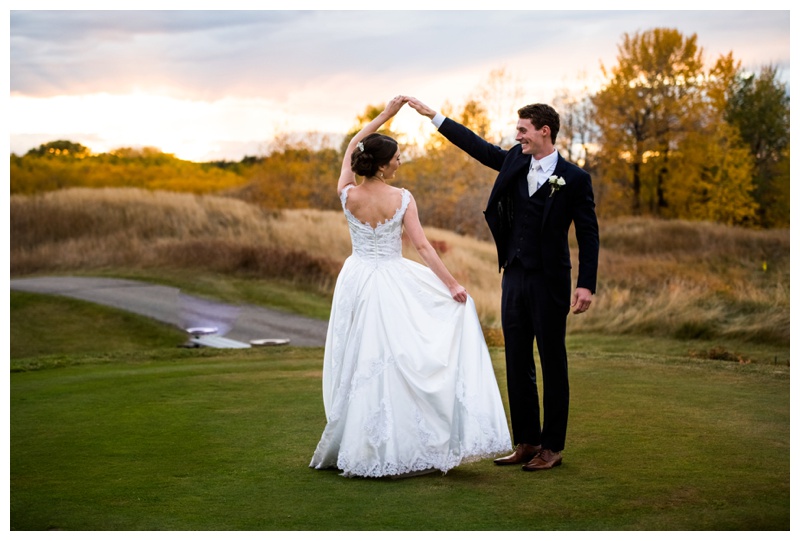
<box><xmin>515</xmin><ymin>118</ymin><xmax>549</xmax><ymax>158</ymax></box>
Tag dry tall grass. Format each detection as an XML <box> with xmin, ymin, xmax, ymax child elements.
<box><xmin>10</xmin><ymin>188</ymin><xmax>789</xmax><ymax>346</ymax></box>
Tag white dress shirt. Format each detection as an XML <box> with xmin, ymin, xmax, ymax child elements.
<box><xmin>527</xmin><ymin>150</ymin><xmax>558</xmax><ymax>196</ymax></box>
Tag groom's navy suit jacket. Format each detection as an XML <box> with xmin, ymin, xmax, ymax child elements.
<box><xmin>438</xmin><ymin>118</ymin><xmax>599</xmax><ymax>295</ymax></box>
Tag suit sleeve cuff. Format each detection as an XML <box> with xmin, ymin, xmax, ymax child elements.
<box><xmin>432</xmin><ymin>112</ymin><xmax>445</xmax><ymax>129</ymax></box>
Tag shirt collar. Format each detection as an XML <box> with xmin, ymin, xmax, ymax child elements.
<box><xmin>536</xmin><ymin>149</ymin><xmax>559</xmax><ymax>173</ymax></box>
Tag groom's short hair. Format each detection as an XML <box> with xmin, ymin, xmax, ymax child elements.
<box><xmin>518</xmin><ymin>104</ymin><xmax>560</xmax><ymax>144</ymax></box>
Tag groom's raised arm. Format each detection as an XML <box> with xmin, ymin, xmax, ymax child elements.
<box><xmin>408</xmin><ymin>98</ymin><xmax>507</xmax><ymax>172</ymax></box>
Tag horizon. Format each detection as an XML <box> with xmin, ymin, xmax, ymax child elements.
<box><xmin>8</xmin><ymin>7</ymin><xmax>792</xmax><ymax>162</ymax></box>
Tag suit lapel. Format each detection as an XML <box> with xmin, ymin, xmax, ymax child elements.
<box><xmin>489</xmin><ymin>153</ymin><xmax>529</xmax><ymax>205</ymax></box>
<box><xmin>511</xmin><ymin>157</ymin><xmax>530</xmax><ymax>197</ymax></box>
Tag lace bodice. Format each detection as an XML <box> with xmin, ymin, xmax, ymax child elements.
<box><xmin>341</xmin><ymin>185</ymin><xmax>410</xmax><ymax>261</ymax></box>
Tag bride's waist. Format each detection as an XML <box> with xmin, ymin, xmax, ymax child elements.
<box><xmin>349</xmin><ymin>251</ymin><xmax>403</xmax><ymax>262</ymax></box>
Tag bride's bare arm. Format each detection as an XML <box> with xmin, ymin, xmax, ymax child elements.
<box><xmin>403</xmin><ymin>193</ymin><xmax>468</xmax><ymax>303</ymax></box>
<box><xmin>338</xmin><ymin>96</ymin><xmax>407</xmax><ymax>195</ymax></box>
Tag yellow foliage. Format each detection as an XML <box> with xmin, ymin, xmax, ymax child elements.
<box><xmin>665</xmin><ymin>124</ymin><xmax>757</xmax><ymax>225</ymax></box>
<box><xmin>10</xmin><ymin>150</ymin><xmax>249</xmax><ymax>195</ymax></box>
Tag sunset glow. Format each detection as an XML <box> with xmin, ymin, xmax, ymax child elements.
<box><xmin>9</xmin><ymin>9</ymin><xmax>791</xmax><ymax>162</ymax></box>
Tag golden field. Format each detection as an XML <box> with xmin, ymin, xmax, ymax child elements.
<box><xmin>10</xmin><ymin>187</ymin><xmax>789</xmax><ymax>348</ymax></box>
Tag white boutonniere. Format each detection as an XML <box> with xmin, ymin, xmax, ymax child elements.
<box><xmin>548</xmin><ymin>175</ymin><xmax>566</xmax><ymax>198</ymax></box>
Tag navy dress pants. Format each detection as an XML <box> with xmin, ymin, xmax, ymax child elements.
<box><xmin>501</xmin><ymin>261</ymin><xmax>571</xmax><ymax>452</ymax></box>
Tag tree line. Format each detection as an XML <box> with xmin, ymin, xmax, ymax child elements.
<box><xmin>568</xmin><ymin>29</ymin><xmax>788</xmax><ymax>228</ymax></box>
<box><xmin>10</xmin><ymin>142</ymin><xmax>248</xmax><ymax>195</ymax></box>
<box><xmin>10</xmin><ymin>28</ymin><xmax>789</xmax><ymax>233</ymax></box>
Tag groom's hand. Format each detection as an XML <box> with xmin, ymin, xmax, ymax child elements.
<box><xmin>384</xmin><ymin>95</ymin><xmax>408</xmax><ymax>116</ymax></box>
<box><xmin>408</xmin><ymin>98</ymin><xmax>436</xmax><ymax>119</ymax></box>
<box><xmin>571</xmin><ymin>287</ymin><xmax>593</xmax><ymax>314</ymax></box>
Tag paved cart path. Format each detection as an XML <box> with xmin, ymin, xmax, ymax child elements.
<box><xmin>10</xmin><ymin>276</ymin><xmax>328</xmax><ymax>347</ymax></box>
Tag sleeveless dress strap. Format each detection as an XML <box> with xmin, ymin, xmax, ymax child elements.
<box><xmin>399</xmin><ymin>188</ymin><xmax>411</xmax><ymax>216</ymax></box>
<box><xmin>340</xmin><ymin>184</ymin><xmax>354</xmax><ymax>209</ymax></box>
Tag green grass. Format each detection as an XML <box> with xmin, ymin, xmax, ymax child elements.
<box><xmin>10</xmin><ymin>290</ymin><xmax>188</xmax><ymax>362</ymax></box>
<box><xmin>10</xmin><ymin>293</ymin><xmax>790</xmax><ymax>530</ymax></box>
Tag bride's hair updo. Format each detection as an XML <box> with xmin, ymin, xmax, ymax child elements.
<box><xmin>351</xmin><ymin>133</ymin><xmax>398</xmax><ymax>178</ymax></box>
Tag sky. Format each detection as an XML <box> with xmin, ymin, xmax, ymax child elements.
<box><xmin>6</xmin><ymin>2</ymin><xmax>793</xmax><ymax>162</ymax></box>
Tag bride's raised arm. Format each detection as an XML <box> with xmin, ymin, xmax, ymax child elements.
<box><xmin>338</xmin><ymin>95</ymin><xmax>407</xmax><ymax>195</ymax></box>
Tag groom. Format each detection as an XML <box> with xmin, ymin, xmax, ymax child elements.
<box><xmin>409</xmin><ymin>98</ymin><xmax>599</xmax><ymax>471</ymax></box>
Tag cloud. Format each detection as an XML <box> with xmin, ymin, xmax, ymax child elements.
<box><xmin>12</xmin><ymin>10</ymin><xmax>790</xmax><ymax>100</ymax></box>
<box><xmin>11</xmin><ymin>11</ymin><xmax>305</xmax><ymax>98</ymax></box>
<box><xmin>8</xmin><ymin>8</ymin><xmax>790</xmax><ymax>161</ymax></box>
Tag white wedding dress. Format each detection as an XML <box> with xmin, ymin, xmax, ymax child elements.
<box><xmin>309</xmin><ymin>186</ymin><xmax>511</xmax><ymax>477</ymax></box>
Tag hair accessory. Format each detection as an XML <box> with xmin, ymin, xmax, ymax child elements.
<box><xmin>357</xmin><ymin>142</ymin><xmax>364</xmax><ymax>152</ymax></box>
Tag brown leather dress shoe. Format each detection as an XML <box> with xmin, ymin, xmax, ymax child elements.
<box><xmin>522</xmin><ymin>449</ymin><xmax>562</xmax><ymax>471</ymax></box>
<box><xmin>494</xmin><ymin>443</ymin><xmax>542</xmax><ymax>466</ymax></box>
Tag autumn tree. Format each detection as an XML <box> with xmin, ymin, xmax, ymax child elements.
<box><xmin>725</xmin><ymin>64</ymin><xmax>790</xmax><ymax>227</ymax></box>
<box><xmin>458</xmin><ymin>99</ymin><xmax>492</xmax><ymax>140</ymax></box>
<box><xmin>664</xmin><ymin>122</ymin><xmax>756</xmax><ymax>225</ymax></box>
<box><xmin>555</xmin><ymin>85</ymin><xmax>633</xmax><ymax>217</ymax></box>
<box><xmin>245</xmin><ymin>132</ymin><xmax>340</xmax><ymax>210</ymax></box>
<box><xmin>469</xmin><ymin>66</ymin><xmax>525</xmax><ymax>146</ymax></box>
<box><xmin>25</xmin><ymin>140</ymin><xmax>90</xmax><ymax>158</ymax></box>
<box><xmin>659</xmin><ymin>52</ymin><xmax>758</xmax><ymax>225</ymax></box>
<box><xmin>592</xmin><ymin>28</ymin><xmax>705</xmax><ymax>216</ymax></box>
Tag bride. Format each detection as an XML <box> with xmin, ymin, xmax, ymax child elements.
<box><xmin>309</xmin><ymin>96</ymin><xmax>511</xmax><ymax>478</ymax></box>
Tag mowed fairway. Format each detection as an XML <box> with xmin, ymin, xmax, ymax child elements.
<box><xmin>10</xmin><ymin>293</ymin><xmax>790</xmax><ymax>530</ymax></box>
